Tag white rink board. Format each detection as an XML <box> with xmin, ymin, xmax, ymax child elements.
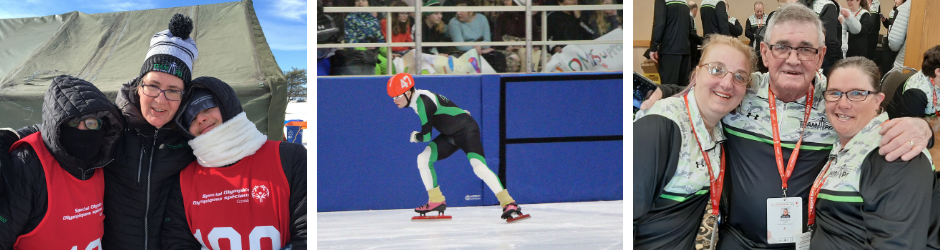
<box><xmin>317</xmin><ymin>200</ymin><xmax>624</xmax><ymax>249</ymax></box>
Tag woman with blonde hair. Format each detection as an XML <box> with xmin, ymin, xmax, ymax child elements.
<box><xmin>634</xmin><ymin>34</ymin><xmax>756</xmax><ymax>250</ymax></box>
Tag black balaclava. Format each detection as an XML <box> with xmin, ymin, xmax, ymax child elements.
<box><xmin>60</xmin><ymin>122</ymin><xmax>106</xmax><ymax>163</ymax></box>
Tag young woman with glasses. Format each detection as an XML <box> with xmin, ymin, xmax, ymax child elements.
<box><xmin>634</xmin><ymin>34</ymin><xmax>756</xmax><ymax>250</ymax></box>
<box><xmin>809</xmin><ymin>56</ymin><xmax>938</xmax><ymax>249</ymax></box>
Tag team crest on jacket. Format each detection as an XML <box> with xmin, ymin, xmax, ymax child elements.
<box><xmin>252</xmin><ymin>185</ymin><xmax>270</xmax><ymax>203</ymax></box>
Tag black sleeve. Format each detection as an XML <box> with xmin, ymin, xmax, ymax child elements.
<box><xmin>14</xmin><ymin>125</ymin><xmax>40</xmax><ymax>139</ymax></box>
<box><xmin>886</xmin><ymin>88</ymin><xmax>927</xmax><ymax>119</ymax></box>
<box><xmin>859</xmin><ymin>151</ymin><xmax>933</xmax><ymax>249</ymax></box>
<box><xmin>820</xmin><ymin>5</ymin><xmax>842</xmax><ymax>57</ymax></box>
<box><xmin>160</xmin><ymin>178</ymin><xmax>202</xmax><ymax>250</ymax></box>
<box><xmin>716</xmin><ymin>2</ymin><xmax>730</xmax><ymax>35</ymax></box>
<box><xmin>858</xmin><ymin>13</ymin><xmax>873</xmax><ymax>37</ymax></box>
<box><xmin>632</xmin><ymin>115</ymin><xmax>682</xmax><ymax>229</ymax></box>
<box><xmin>650</xmin><ymin>0</ymin><xmax>666</xmax><ymax>52</ymax></box>
<box><xmin>730</xmin><ymin>19</ymin><xmax>743</xmax><ymax>37</ymax></box>
<box><xmin>745</xmin><ymin>19</ymin><xmax>755</xmax><ymax>40</ymax></box>
<box><xmin>415</xmin><ymin>95</ymin><xmax>438</xmax><ymax>142</ymax></box>
<box><xmin>0</xmin><ymin>146</ymin><xmax>46</xmax><ymax>250</ymax></box>
<box><xmin>279</xmin><ymin>142</ymin><xmax>307</xmax><ymax>250</ymax></box>
<box><xmin>657</xmin><ymin>83</ymin><xmax>686</xmax><ymax>97</ymax></box>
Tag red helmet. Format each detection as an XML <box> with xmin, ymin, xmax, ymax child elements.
<box><xmin>387</xmin><ymin>73</ymin><xmax>415</xmax><ymax>97</ymax></box>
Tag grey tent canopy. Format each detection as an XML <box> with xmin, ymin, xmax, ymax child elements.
<box><xmin>0</xmin><ymin>0</ymin><xmax>288</xmax><ymax>141</ymax></box>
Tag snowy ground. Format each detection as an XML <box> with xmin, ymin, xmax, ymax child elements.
<box><xmin>317</xmin><ymin>200</ymin><xmax>624</xmax><ymax>249</ymax></box>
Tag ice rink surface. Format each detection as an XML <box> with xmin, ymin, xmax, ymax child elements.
<box><xmin>317</xmin><ymin>200</ymin><xmax>624</xmax><ymax>249</ymax></box>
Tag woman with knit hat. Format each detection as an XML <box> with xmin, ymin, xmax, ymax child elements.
<box><xmin>0</xmin><ymin>13</ymin><xmax>203</xmax><ymax>250</ymax></box>
<box><xmin>388</xmin><ymin>73</ymin><xmax>529</xmax><ymax>221</ymax></box>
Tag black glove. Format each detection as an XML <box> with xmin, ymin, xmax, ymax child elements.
<box><xmin>0</xmin><ymin>128</ymin><xmax>20</xmax><ymax>154</ymax></box>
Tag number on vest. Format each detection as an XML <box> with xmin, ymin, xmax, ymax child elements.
<box><xmin>70</xmin><ymin>238</ymin><xmax>101</xmax><ymax>250</ymax></box>
<box><xmin>194</xmin><ymin>226</ymin><xmax>281</xmax><ymax>250</ymax></box>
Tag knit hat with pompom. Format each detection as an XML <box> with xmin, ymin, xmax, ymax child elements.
<box><xmin>139</xmin><ymin>13</ymin><xmax>199</xmax><ymax>85</ymax></box>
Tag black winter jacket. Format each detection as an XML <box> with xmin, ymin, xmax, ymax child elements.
<box><xmin>650</xmin><ymin>0</ymin><xmax>691</xmax><ymax>55</ymax></box>
<box><xmin>102</xmin><ymin>77</ymin><xmax>196</xmax><ymax>250</ymax></box>
<box><xmin>160</xmin><ymin>76</ymin><xmax>307</xmax><ymax>249</ymax></box>
<box><xmin>0</xmin><ymin>75</ymin><xmax>123</xmax><ymax>249</ymax></box>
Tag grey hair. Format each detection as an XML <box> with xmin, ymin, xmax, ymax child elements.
<box><xmin>763</xmin><ymin>3</ymin><xmax>825</xmax><ymax>47</ymax></box>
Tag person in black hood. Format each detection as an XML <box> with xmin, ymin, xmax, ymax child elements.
<box><xmin>160</xmin><ymin>76</ymin><xmax>306</xmax><ymax>250</ymax></box>
<box><xmin>0</xmin><ymin>75</ymin><xmax>123</xmax><ymax>249</ymax></box>
<box><xmin>0</xmin><ymin>14</ymin><xmax>199</xmax><ymax>250</ymax></box>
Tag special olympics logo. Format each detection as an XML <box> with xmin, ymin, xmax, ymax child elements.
<box><xmin>252</xmin><ymin>185</ymin><xmax>270</xmax><ymax>203</ymax></box>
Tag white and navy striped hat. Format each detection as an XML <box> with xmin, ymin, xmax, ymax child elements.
<box><xmin>140</xmin><ymin>13</ymin><xmax>198</xmax><ymax>84</ymax></box>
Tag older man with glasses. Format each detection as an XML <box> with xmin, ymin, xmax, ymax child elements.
<box><xmin>640</xmin><ymin>3</ymin><xmax>932</xmax><ymax>249</ymax></box>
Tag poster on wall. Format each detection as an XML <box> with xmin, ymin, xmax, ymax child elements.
<box><xmin>393</xmin><ymin>49</ymin><xmax>497</xmax><ymax>75</ymax></box>
<box><xmin>543</xmin><ymin>28</ymin><xmax>624</xmax><ymax>73</ymax></box>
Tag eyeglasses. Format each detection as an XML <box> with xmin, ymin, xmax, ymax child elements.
<box><xmin>823</xmin><ymin>90</ymin><xmax>876</xmax><ymax>102</ymax></box>
<box><xmin>699</xmin><ymin>62</ymin><xmax>751</xmax><ymax>86</ymax></box>
<box><xmin>140</xmin><ymin>84</ymin><xmax>183</xmax><ymax>101</ymax></box>
<box><xmin>392</xmin><ymin>94</ymin><xmax>405</xmax><ymax>100</ymax></box>
<box><xmin>765</xmin><ymin>43</ymin><xmax>821</xmax><ymax>61</ymax></box>
<box><xmin>67</xmin><ymin>117</ymin><xmax>102</xmax><ymax>130</ymax></box>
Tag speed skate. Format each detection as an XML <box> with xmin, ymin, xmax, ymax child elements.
<box><xmin>502</xmin><ymin>202</ymin><xmax>531</xmax><ymax>222</ymax></box>
<box><xmin>412</xmin><ymin>201</ymin><xmax>451</xmax><ymax>221</ymax></box>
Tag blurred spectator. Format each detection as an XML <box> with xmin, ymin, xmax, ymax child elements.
<box><xmin>345</xmin><ymin>0</ymin><xmax>387</xmax><ymax>44</ymax></box>
<box><xmin>448</xmin><ymin>0</ymin><xmax>508</xmax><ymax>72</ymax></box>
<box><xmin>547</xmin><ymin>0</ymin><xmax>594</xmax><ymax>54</ymax></box>
<box><xmin>700</xmin><ymin>0</ymin><xmax>730</xmax><ymax>37</ymax></box>
<box><xmin>494</xmin><ymin>0</ymin><xmax>542</xmax><ymax>72</ymax></box>
<box><xmin>588</xmin><ymin>0</ymin><xmax>622</xmax><ymax>39</ymax></box>
<box><xmin>843</xmin><ymin>0</ymin><xmax>873</xmax><ymax>59</ymax></box>
<box><xmin>381</xmin><ymin>0</ymin><xmax>415</xmax><ymax>55</ymax></box>
<box><xmin>726</xmin><ymin>2</ymin><xmax>743</xmax><ymax>37</ymax></box>
<box><xmin>413</xmin><ymin>0</ymin><xmax>460</xmax><ymax>55</ymax></box>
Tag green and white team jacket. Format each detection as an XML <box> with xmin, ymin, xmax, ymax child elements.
<box><xmin>811</xmin><ymin>112</ymin><xmax>936</xmax><ymax>249</ymax></box>
<box><xmin>408</xmin><ymin>89</ymin><xmax>472</xmax><ymax>142</ymax></box>
<box><xmin>718</xmin><ymin>72</ymin><xmax>840</xmax><ymax>248</ymax></box>
<box><xmin>633</xmin><ymin>90</ymin><xmax>723</xmax><ymax>250</ymax></box>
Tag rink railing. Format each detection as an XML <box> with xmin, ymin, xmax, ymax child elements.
<box><xmin>319</xmin><ymin>4</ymin><xmax>624</xmax><ymax>75</ymax></box>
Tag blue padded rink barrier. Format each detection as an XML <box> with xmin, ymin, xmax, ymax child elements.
<box><xmin>317</xmin><ymin>201</ymin><xmax>624</xmax><ymax>249</ymax></box>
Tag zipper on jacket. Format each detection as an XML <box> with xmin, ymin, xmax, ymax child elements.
<box><xmin>144</xmin><ymin>130</ymin><xmax>158</xmax><ymax>250</ymax></box>
<box><xmin>137</xmin><ymin>147</ymin><xmax>145</xmax><ymax>187</ymax></box>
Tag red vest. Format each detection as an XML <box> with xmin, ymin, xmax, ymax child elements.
<box><xmin>12</xmin><ymin>133</ymin><xmax>105</xmax><ymax>250</ymax></box>
<box><xmin>181</xmin><ymin>141</ymin><xmax>290</xmax><ymax>250</ymax></box>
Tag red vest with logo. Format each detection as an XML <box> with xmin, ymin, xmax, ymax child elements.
<box><xmin>181</xmin><ymin>141</ymin><xmax>290</xmax><ymax>250</ymax></box>
<box><xmin>11</xmin><ymin>133</ymin><xmax>105</xmax><ymax>250</ymax></box>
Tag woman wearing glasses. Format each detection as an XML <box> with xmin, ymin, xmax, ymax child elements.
<box><xmin>0</xmin><ymin>76</ymin><xmax>123</xmax><ymax>249</ymax></box>
<box><xmin>633</xmin><ymin>34</ymin><xmax>755</xmax><ymax>250</ymax></box>
<box><xmin>809</xmin><ymin>57</ymin><xmax>936</xmax><ymax>249</ymax></box>
<box><xmin>0</xmin><ymin>15</ymin><xmax>201</xmax><ymax>249</ymax></box>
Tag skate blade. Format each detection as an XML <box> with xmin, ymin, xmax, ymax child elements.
<box><xmin>506</xmin><ymin>214</ymin><xmax>531</xmax><ymax>223</ymax></box>
<box><xmin>412</xmin><ymin>215</ymin><xmax>452</xmax><ymax>221</ymax></box>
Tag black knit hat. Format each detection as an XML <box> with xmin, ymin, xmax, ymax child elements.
<box><xmin>139</xmin><ymin>14</ymin><xmax>198</xmax><ymax>84</ymax></box>
<box><xmin>181</xmin><ymin>89</ymin><xmax>219</xmax><ymax>130</ymax></box>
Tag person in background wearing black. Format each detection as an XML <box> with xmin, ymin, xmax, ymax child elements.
<box><xmin>726</xmin><ymin>2</ymin><xmax>744</xmax><ymax>38</ymax></box>
<box><xmin>867</xmin><ymin>0</ymin><xmax>881</xmax><ymax>61</ymax></box>
<box><xmin>650</xmin><ymin>0</ymin><xmax>692</xmax><ymax>86</ymax></box>
<box><xmin>808</xmin><ymin>0</ymin><xmax>843</xmax><ymax>76</ymax></box>
<box><xmin>689</xmin><ymin>1</ymin><xmax>704</xmax><ymax>69</ymax></box>
<box><xmin>700</xmin><ymin>0</ymin><xmax>730</xmax><ymax>37</ymax></box>
<box><xmin>843</xmin><ymin>0</ymin><xmax>872</xmax><ymax>59</ymax></box>
<box><xmin>745</xmin><ymin>2</ymin><xmax>768</xmax><ymax>71</ymax></box>
<box><xmin>546</xmin><ymin>0</ymin><xmax>595</xmax><ymax>55</ymax></box>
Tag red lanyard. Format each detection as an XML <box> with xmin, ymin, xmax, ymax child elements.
<box><xmin>807</xmin><ymin>158</ymin><xmax>834</xmax><ymax>227</ymax></box>
<box><xmin>768</xmin><ymin>86</ymin><xmax>815</xmax><ymax>197</ymax></box>
<box><xmin>757</xmin><ymin>17</ymin><xmax>763</xmax><ymax>28</ymax></box>
<box><xmin>854</xmin><ymin>8</ymin><xmax>863</xmax><ymax>18</ymax></box>
<box><xmin>684</xmin><ymin>95</ymin><xmax>726</xmax><ymax>215</ymax></box>
<box><xmin>932</xmin><ymin>78</ymin><xmax>939</xmax><ymax>117</ymax></box>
